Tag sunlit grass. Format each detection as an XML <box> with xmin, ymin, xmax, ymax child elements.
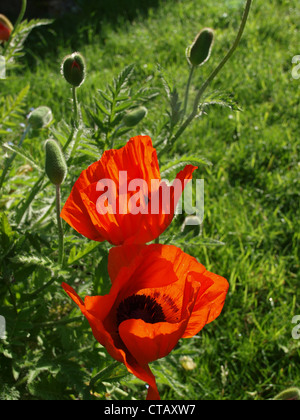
<box><xmin>1</xmin><ymin>0</ymin><xmax>299</xmax><ymax>400</ymax></box>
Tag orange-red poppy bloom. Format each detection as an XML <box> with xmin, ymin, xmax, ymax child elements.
<box><xmin>0</xmin><ymin>14</ymin><xmax>13</xmax><ymax>42</ymax></box>
<box><xmin>60</xmin><ymin>136</ymin><xmax>197</xmax><ymax>245</ymax></box>
<box><xmin>62</xmin><ymin>244</ymin><xmax>229</xmax><ymax>400</ymax></box>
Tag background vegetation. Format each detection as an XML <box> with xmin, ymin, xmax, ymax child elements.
<box><xmin>0</xmin><ymin>0</ymin><xmax>299</xmax><ymax>400</ymax></box>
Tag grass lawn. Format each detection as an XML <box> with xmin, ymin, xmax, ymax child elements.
<box><xmin>0</xmin><ymin>0</ymin><xmax>299</xmax><ymax>400</ymax></box>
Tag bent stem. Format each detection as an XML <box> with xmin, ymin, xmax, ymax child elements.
<box><xmin>56</xmin><ymin>184</ymin><xmax>64</xmax><ymax>267</ymax></box>
<box><xmin>171</xmin><ymin>0</ymin><xmax>252</xmax><ymax>145</ymax></box>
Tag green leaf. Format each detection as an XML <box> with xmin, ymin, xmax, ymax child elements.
<box><xmin>160</xmin><ymin>155</ymin><xmax>212</xmax><ymax>177</ymax></box>
<box><xmin>0</xmin><ymin>213</ymin><xmax>14</xmax><ymax>252</ymax></box>
<box><xmin>114</xmin><ymin>64</ymin><xmax>135</xmax><ymax>94</ymax></box>
<box><xmin>93</xmin><ymin>252</ymin><xmax>111</xmax><ymax>295</ymax></box>
<box><xmin>5</xmin><ymin>19</ymin><xmax>53</xmax><ymax>65</ymax></box>
<box><xmin>3</xmin><ymin>142</ymin><xmax>43</xmax><ymax>172</ymax></box>
<box><xmin>95</xmin><ymin>99</ymin><xmax>111</xmax><ymax>116</ymax></box>
<box><xmin>0</xmin><ymin>85</ymin><xmax>30</xmax><ymax>132</ymax></box>
<box><xmin>98</xmin><ymin>89</ymin><xmax>113</xmax><ymax>104</ymax></box>
<box><xmin>89</xmin><ymin>361</ymin><xmax>126</xmax><ymax>391</ymax></box>
<box><xmin>200</xmin><ymin>90</ymin><xmax>242</xmax><ymax>113</ymax></box>
<box><xmin>67</xmin><ymin>241</ymin><xmax>101</xmax><ymax>266</ymax></box>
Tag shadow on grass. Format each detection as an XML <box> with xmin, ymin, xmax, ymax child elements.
<box><xmin>4</xmin><ymin>0</ymin><xmax>165</xmax><ymax>64</ymax></box>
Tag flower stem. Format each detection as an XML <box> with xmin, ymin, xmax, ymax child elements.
<box><xmin>72</xmin><ymin>86</ymin><xmax>78</xmax><ymax>127</ymax></box>
<box><xmin>171</xmin><ymin>0</ymin><xmax>252</xmax><ymax>145</ymax></box>
<box><xmin>56</xmin><ymin>184</ymin><xmax>64</xmax><ymax>267</ymax></box>
<box><xmin>183</xmin><ymin>66</ymin><xmax>195</xmax><ymax>117</ymax></box>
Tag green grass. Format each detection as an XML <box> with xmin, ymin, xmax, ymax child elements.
<box><xmin>0</xmin><ymin>0</ymin><xmax>299</xmax><ymax>400</ymax></box>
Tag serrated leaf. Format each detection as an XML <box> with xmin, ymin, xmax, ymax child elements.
<box><xmin>160</xmin><ymin>155</ymin><xmax>212</xmax><ymax>177</ymax></box>
<box><xmin>67</xmin><ymin>241</ymin><xmax>101</xmax><ymax>266</ymax></box>
<box><xmin>114</xmin><ymin>64</ymin><xmax>135</xmax><ymax>94</ymax></box>
<box><xmin>200</xmin><ymin>90</ymin><xmax>242</xmax><ymax>113</ymax></box>
<box><xmin>5</xmin><ymin>19</ymin><xmax>53</xmax><ymax>65</ymax></box>
<box><xmin>3</xmin><ymin>142</ymin><xmax>43</xmax><ymax>172</ymax></box>
<box><xmin>0</xmin><ymin>85</ymin><xmax>30</xmax><ymax>131</ymax></box>
<box><xmin>95</xmin><ymin>99</ymin><xmax>111</xmax><ymax>116</ymax></box>
<box><xmin>114</xmin><ymin>101</ymin><xmax>133</xmax><ymax>113</ymax></box>
<box><xmin>98</xmin><ymin>89</ymin><xmax>113</xmax><ymax>104</ymax></box>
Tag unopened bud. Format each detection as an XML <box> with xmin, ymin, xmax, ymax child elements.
<box><xmin>0</xmin><ymin>14</ymin><xmax>13</xmax><ymax>42</ymax></box>
<box><xmin>186</xmin><ymin>28</ymin><xmax>214</xmax><ymax>67</ymax></box>
<box><xmin>28</xmin><ymin>106</ymin><xmax>53</xmax><ymax>129</ymax></box>
<box><xmin>62</xmin><ymin>52</ymin><xmax>86</xmax><ymax>87</ymax></box>
<box><xmin>45</xmin><ymin>139</ymin><xmax>67</xmax><ymax>186</ymax></box>
<box><xmin>274</xmin><ymin>388</ymin><xmax>300</xmax><ymax>401</ymax></box>
<box><xmin>123</xmin><ymin>107</ymin><xmax>147</xmax><ymax>127</ymax></box>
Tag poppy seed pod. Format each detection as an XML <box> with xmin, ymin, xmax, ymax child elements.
<box><xmin>61</xmin><ymin>52</ymin><xmax>86</xmax><ymax>87</ymax></box>
<box><xmin>0</xmin><ymin>14</ymin><xmax>13</xmax><ymax>42</ymax></box>
<box><xmin>123</xmin><ymin>107</ymin><xmax>147</xmax><ymax>128</ymax></box>
<box><xmin>186</xmin><ymin>28</ymin><xmax>214</xmax><ymax>67</ymax></box>
<box><xmin>45</xmin><ymin>139</ymin><xmax>67</xmax><ymax>186</ymax></box>
<box><xmin>28</xmin><ymin>106</ymin><xmax>53</xmax><ymax>129</ymax></box>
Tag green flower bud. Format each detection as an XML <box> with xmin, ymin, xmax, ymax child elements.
<box><xmin>123</xmin><ymin>107</ymin><xmax>147</xmax><ymax>127</ymax></box>
<box><xmin>45</xmin><ymin>139</ymin><xmax>67</xmax><ymax>186</ymax></box>
<box><xmin>28</xmin><ymin>106</ymin><xmax>53</xmax><ymax>129</ymax></box>
<box><xmin>274</xmin><ymin>388</ymin><xmax>300</xmax><ymax>401</ymax></box>
<box><xmin>186</xmin><ymin>28</ymin><xmax>214</xmax><ymax>67</ymax></box>
<box><xmin>61</xmin><ymin>52</ymin><xmax>86</xmax><ymax>87</ymax></box>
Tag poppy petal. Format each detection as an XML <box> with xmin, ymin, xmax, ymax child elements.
<box><xmin>119</xmin><ymin>319</ymin><xmax>187</xmax><ymax>366</ymax></box>
<box><xmin>61</xmin><ymin>136</ymin><xmax>198</xmax><ymax>245</ymax></box>
<box><xmin>118</xmin><ymin>276</ymin><xmax>201</xmax><ymax>366</ymax></box>
<box><xmin>182</xmin><ymin>270</ymin><xmax>229</xmax><ymax>338</ymax></box>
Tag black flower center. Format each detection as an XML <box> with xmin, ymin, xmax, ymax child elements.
<box><xmin>117</xmin><ymin>294</ymin><xmax>166</xmax><ymax>327</ymax></box>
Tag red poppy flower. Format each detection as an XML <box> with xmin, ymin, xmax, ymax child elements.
<box><xmin>61</xmin><ymin>244</ymin><xmax>229</xmax><ymax>400</ymax></box>
<box><xmin>60</xmin><ymin>136</ymin><xmax>197</xmax><ymax>245</ymax></box>
<box><xmin>0</xmin><ymin>15</ymin><xmax>13</xmax><ymax>42</ymax></box>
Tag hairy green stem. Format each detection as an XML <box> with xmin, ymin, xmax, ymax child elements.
<box><xmin>56</xmin><ymin>184</ymin><xmax>64</xmax><ymax>267</ymax></box>
<box><xmin>171</xmin><ymin>0</ymin><xmax>252</xmax><ymax>145</ymax></box>
<box><xmin>72</xmin><ymin>86</ymin><xmax>78</xmax><ymax>127</ymax></box>
<box><xmin>183</xmin><ymin>66</ymin><xmax>195</xmax><ymax>117</ymax></box>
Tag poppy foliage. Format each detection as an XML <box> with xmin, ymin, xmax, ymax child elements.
<box><xmin>60</xmin><ymin>136</ymin><xmax>197</xmax><ymax>245</ymax></box>
<box><xmin>62</xmin><ymin>244</ymin><xmax>229</xmax><ymax>400</ymax></box>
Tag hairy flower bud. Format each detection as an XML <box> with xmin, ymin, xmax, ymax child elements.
<box><xmin>0</xmin><ymin>14</ymin><xmax>13</xmax><ymax>42</ymax></box>
<box><xmin>186</xmin><ymin>28</ymin><xmax>214</xmax><ymax>67</ymax></box>
<box><xmin>123</xmin><ymin>107</ymin><xmax>147</xmax><ymax>127</ymax></box>
<box><xmin>61</xmin><ymin>52</ymin><xmax>86</xmax><ymax>87</ymax></box>
<box><xmin>28</xmin><ymin>106</ymin><xmax>53</xmax><ymax>129</ymax></box>
<box><xmin>274</xmin><ymin>388</ymin><xmax>300</xmax><ymax>401</ymax></box>
<box><xmin>45</xmin><ymin>139</ymin><xmax>67</xmax><ymax>186</ymax></box>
